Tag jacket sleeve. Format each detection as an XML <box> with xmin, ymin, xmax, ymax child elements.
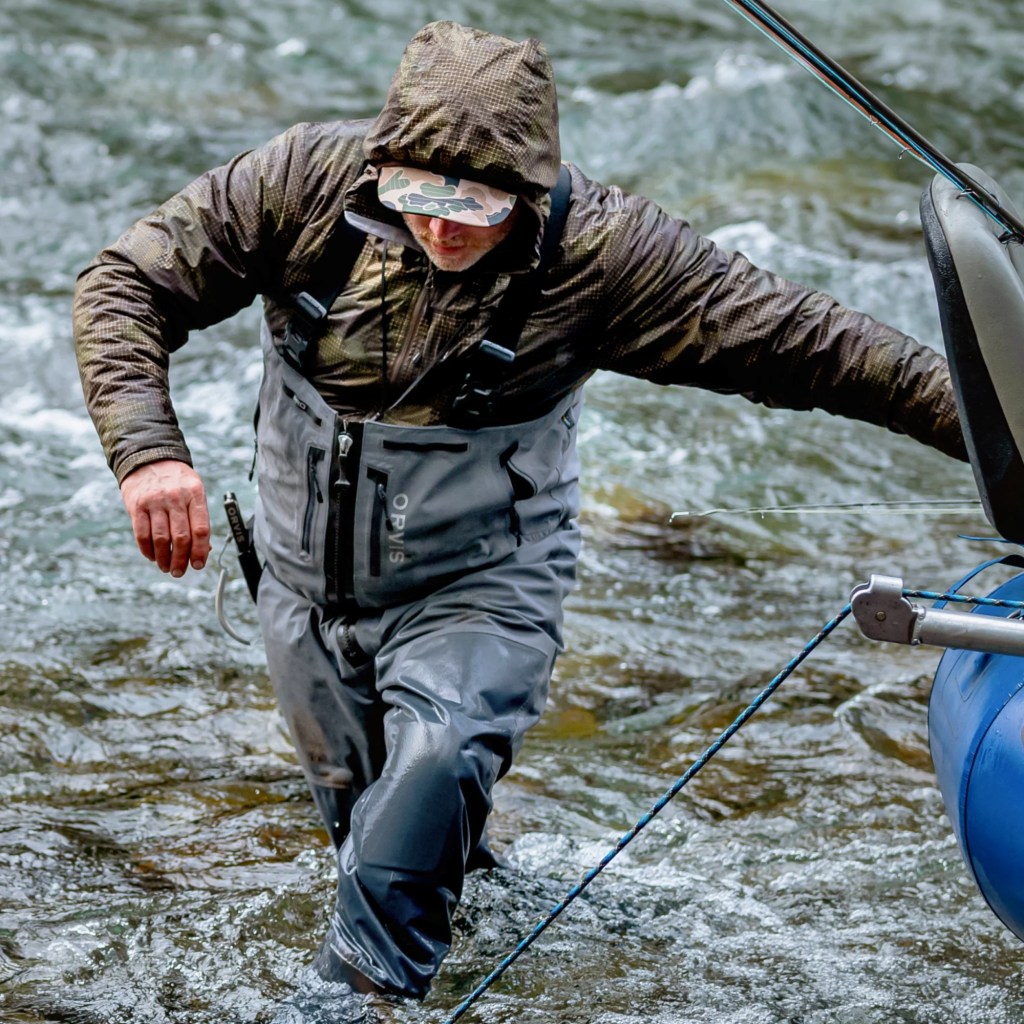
<box><xmin>592</xmin><ymin>191</ymin><xmax>967</xmax><ymax>461</ymax></box>
<box><xmin>73</xmin><ymin>122</ymin><xmax>350</xmax><ymax>483</ymax></box>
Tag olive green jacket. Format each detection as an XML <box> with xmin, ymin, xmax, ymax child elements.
<box><xmin>73</xmin><ymin>22</ymin><xmax>965</xmax><ymax>484</ymax></box>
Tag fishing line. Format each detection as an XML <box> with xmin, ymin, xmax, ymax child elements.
<box><xmin>671</xmin><ymin>499</ymin><xmax>983</xmax><ymax>519</ymax></box>
<box><xmin>443</xmin><ymin>584</ymin><xmax>1024</xmax><ymax>1021</ymax></box>
<box><xmin>717</xmin><ymin>0</ymin><xmax>1024</xmax><ymax>242</ymax></box>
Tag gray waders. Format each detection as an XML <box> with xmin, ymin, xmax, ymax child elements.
<box><xmin>252</xmin><ymin>321</ymin><xmax>582</xmax><ymax>996</ymax></box>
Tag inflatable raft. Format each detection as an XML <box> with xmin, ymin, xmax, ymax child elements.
<box><xmin>871</xmin><ymin>165</ymin><xmax>1024</xmax><ymax>941</ymax></box>
<box><xmin>928</xmin><ymin>567</ymin><xmax>1024</xmax><ymax>942</ymax></box>
<box><xmin>922</xmin><ymin>165</ymin><xmax>1024</xmax><ymax>942</ymax></box>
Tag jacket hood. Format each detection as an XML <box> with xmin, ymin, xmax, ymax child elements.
<box><xmin>364</xmin><ymin>22</ymin><xmax>561</xmax><ymax>199</ymax></box>
<box><xmin>346</xmin><ymin>23</ymin><xmax>562</xmax><ymax>271</ymax></box>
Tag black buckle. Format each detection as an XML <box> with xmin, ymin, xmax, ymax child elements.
<box><xmin>294</xmin><ymin>291</ymin><xmax>329</xmax><ymax>323</ymax></box>
<box><xmin>450</xmin><ymin>340</ymin><xmax>515</xmax><ymax>423</ymax></box>
<box><xmin>282</xmin><ymin>291</ymin><xmax>330</xmax><ymax>372</ymax></box>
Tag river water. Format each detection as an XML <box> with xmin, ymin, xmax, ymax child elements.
<box><xmin>2</xmin><ymin>1</ymin><xmax>1023</xmax><ymax>1022</ymax></box>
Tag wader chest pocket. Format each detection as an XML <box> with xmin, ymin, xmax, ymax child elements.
<box><xmin>370</xmin><ymin>441</ymin><xmax>472</xmax><ymax>576</ymax></box>
<box><xmin>367</xmin><ymin>467</ymin><xmax>390</xmax><ymax>577</ymax></box>
<box><xmin>500</xmin><ymin>414</ymin><xmax>577</xmax><ymax>543</ymax></box>
<box><xmin>353</xmin><ymin>436</ymin><xmax>517</xmax><ymax>605</ymax></box>
<box><xmin>302</xmin><ymin>446</ymin><xmax>326</xmax><ymax>555</ymax></box>
<box><xmin>351</xmin><ymin>396</ymin><xmax>583</xmax><ymax>606</ymax></box>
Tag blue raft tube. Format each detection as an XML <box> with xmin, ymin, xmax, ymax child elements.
<box><xmin>929</xmin><ymin>566</ymin><xmax>1024</xmax><ymax>942</ymax></box>
<box><xmin>853</xmin><ymin>163</ymin><xmax>1024</xmax><ymax>943</ymax></box>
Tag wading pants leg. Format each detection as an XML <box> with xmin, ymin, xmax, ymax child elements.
<box><xmin>258</xmin><ymin>526</ymin><xmax>579</xmax><ymax>997</ymax></box>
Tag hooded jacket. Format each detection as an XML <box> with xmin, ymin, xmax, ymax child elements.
<box><xmin>73</xmin><ymin>21</ymin><xmax>966</xmax><ymax>486</ymax></box>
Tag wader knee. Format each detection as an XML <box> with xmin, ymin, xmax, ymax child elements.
<box><xmin>329</xmin><ymin>715</ymin><xmax>509</xmax><ymax>996</ymax></box>
<box><xmin>322</xmin><ymin>629</ymin><xmax>554</xmax><ymax>995</ymax></box>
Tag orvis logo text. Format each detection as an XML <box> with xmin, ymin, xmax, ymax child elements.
<box><xmin>388</xmin><ymin>493</ymin><xmax>409</xmax><ymax>564</ymax></box>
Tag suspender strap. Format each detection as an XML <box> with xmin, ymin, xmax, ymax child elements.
<box><xmin>449</xmin><ymin>164</ymin><xmax>573</xmax><ymax>424</ymax></box>
<box><xmin>489</xmin><ymin>164</ymin><xmax>572</xmax><ymax>351</ymax></box>
<box><xmin>281</xmin><ymin>216</ymin><xmax>368</xmax><ymax>372</ymax></box>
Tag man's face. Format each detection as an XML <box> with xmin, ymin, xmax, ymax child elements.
<box><xmin>401</xmin><ymin>208</ymin><xmax>519</xmax><ymax>272</ymax></box>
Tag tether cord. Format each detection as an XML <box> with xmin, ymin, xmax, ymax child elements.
<box><xmin>379</xmin><ymin>241</ymin><xmax>389</xmax><ymax>417</ymax></box>
<box><xmin>442</xmin><ymin>585</ymin><xmax>1024</xmax><ymax>1023</ymax></box>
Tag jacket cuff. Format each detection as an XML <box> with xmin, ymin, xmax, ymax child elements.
<box><xmin>113</xmin><ymin>445</ymin><xmax>194</xmax><ymax>486</ymax></box>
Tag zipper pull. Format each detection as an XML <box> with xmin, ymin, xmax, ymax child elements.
<box><xmin>337</xmin><ymin>430</ymin><xmax>354</xmax><ymax>489</ymax></box>
<box><xmin>307</xmin><ymin>448</ymin><xmax>324</xmax><ymax>503</ymax></box>
<box><xmin>376</xmin><ymin>481</ymin><xmax>395</xmax><ymax>531</ymax></box>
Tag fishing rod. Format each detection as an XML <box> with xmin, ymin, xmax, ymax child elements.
<box><xmin>719</xmin><ymin>0</ymin><xmax>1024</xmax><ymax>243</ymax></box>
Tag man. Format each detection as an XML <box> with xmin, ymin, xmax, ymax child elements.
<box><xmin>73</xmin><ymin>19</ymin><xmax>965</xmax><ymax>1019</ymax></box>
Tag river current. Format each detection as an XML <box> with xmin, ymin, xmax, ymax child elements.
<box><xmin>2</xmin><ymin>1</ymin><xmax>1023</xmax><ymax>1022</ymax></box>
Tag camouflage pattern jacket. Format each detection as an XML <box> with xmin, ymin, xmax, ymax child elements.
<box><xmin>73</xmin><ymin>22</ymin><xmax>965</xmax><ymax>485</ymax></box>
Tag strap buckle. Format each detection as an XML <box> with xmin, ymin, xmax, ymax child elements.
<box><xmin>282</xmin><ymin>291</ymin><xmax>330</xmax><ymax>371</ymax></box>
<box><xmin>294</xmin><ymin>291</ymin><xmax>329</xmax><ymax>323</ymax></box>
<box><xmin>450</xmin><ymin>340</ymin><xmax>515</xmax><ymax>423</ymax></box>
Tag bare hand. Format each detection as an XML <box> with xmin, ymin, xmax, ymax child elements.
<box><xmin>120</xmin><ymin>460</ymin><xmax>211</xmax><ymax>577</ymax></box>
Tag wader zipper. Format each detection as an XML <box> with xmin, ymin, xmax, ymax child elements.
<box><xmin>284</xmin><ymin>383</ymin><xmax>324</xmax><ymax>424</ymax></box>
<box><xmin>367</xmin><ymin>468</ymin><xmax>390</xmax><ymax>577</ymax></box>
<box><xmin>388</xmin><ymin>275</ymin><xmax>432</xmax><ymax>393</ymax></box>
<box><xmin>302</xmin><ymin>446</ymin><xmax>325</xmax><ymax>554</ymax></box>
<box><xmin>326</xmin><ymin>423</ymin><xmax>360</xmax><ymax>604</ymax></box>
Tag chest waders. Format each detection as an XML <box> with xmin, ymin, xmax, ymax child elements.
<box><xmin>253</xmin><ymin>170</ymin><xmax>581</xmax><ymax>997</ymax></box>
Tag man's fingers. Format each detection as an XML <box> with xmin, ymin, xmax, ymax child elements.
<box><xmin>165</xmin><ymin>505</ymin><xmax>192</xmax><ymax>577</ymax></box>
<box><xmin>131</xmin><ymin>507</ymin><xmax>156</xmax><ymax>562</ymax></box>
<box><xmin>150</xmin><ymin>508</ymin><xmax>173</xmax><ymax>573</ymax></box>
<box><xmin>120</xmin><ymin>460</ymin><xmax>210</xmax><ymax>576</ymax></box>
<box><xmin>187</xmin><ymin>490</ymin><xmax>212</xmax><ymax>570</ymax></box>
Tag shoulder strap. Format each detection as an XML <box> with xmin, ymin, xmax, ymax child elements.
<box><xmin>488</xmin><ymin>163</ymin><xmax>572</xmax><ymax>351</ymax></box>
<box><xmin>281</xmin><ymin>216</ymin><xmax>368</xmax><ymax>372</ymax></box>
<box><xmin>448</xmin><ymin>164</ymin><xmax>573</xmax><ymax>424</ymax></box>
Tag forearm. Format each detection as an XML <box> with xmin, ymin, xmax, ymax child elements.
<box><xmin>72</xmin><ymin>143</ymin><xmax>282</xmax><ymax>480</ymax></box>
<box><xmin>741</xmin><ymin>288</ymin><xmax>967</xmax><ymax>461</ymax></box>
<box><xmin>73</xmin><ymin>122</ymin><xmax>336</xmax><ymax>482</ymax></box>
<box><xmin>820</xmin><ymin>307</ymin><xmax>966</xmax><ymax>461</ymax></box>
<box><xmin>73</xmin><ymin>258</ymin><xmax>192</xmax><ymax>483</ymax></box>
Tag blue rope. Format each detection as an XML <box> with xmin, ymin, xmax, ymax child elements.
<box><xmin>440</xmin><ymin>602</ymin><xmax>854</xmax><ymax>1024</ymax></box>
<box><xmin>904</xmin><ymin>588</ymin><xmax>1024</xmax><ymax>611</ymax></box>
<box><xmin>442</xmin><ymin>583</ymin><xmax>1024</xmax><ymax>1021</ymax></box>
